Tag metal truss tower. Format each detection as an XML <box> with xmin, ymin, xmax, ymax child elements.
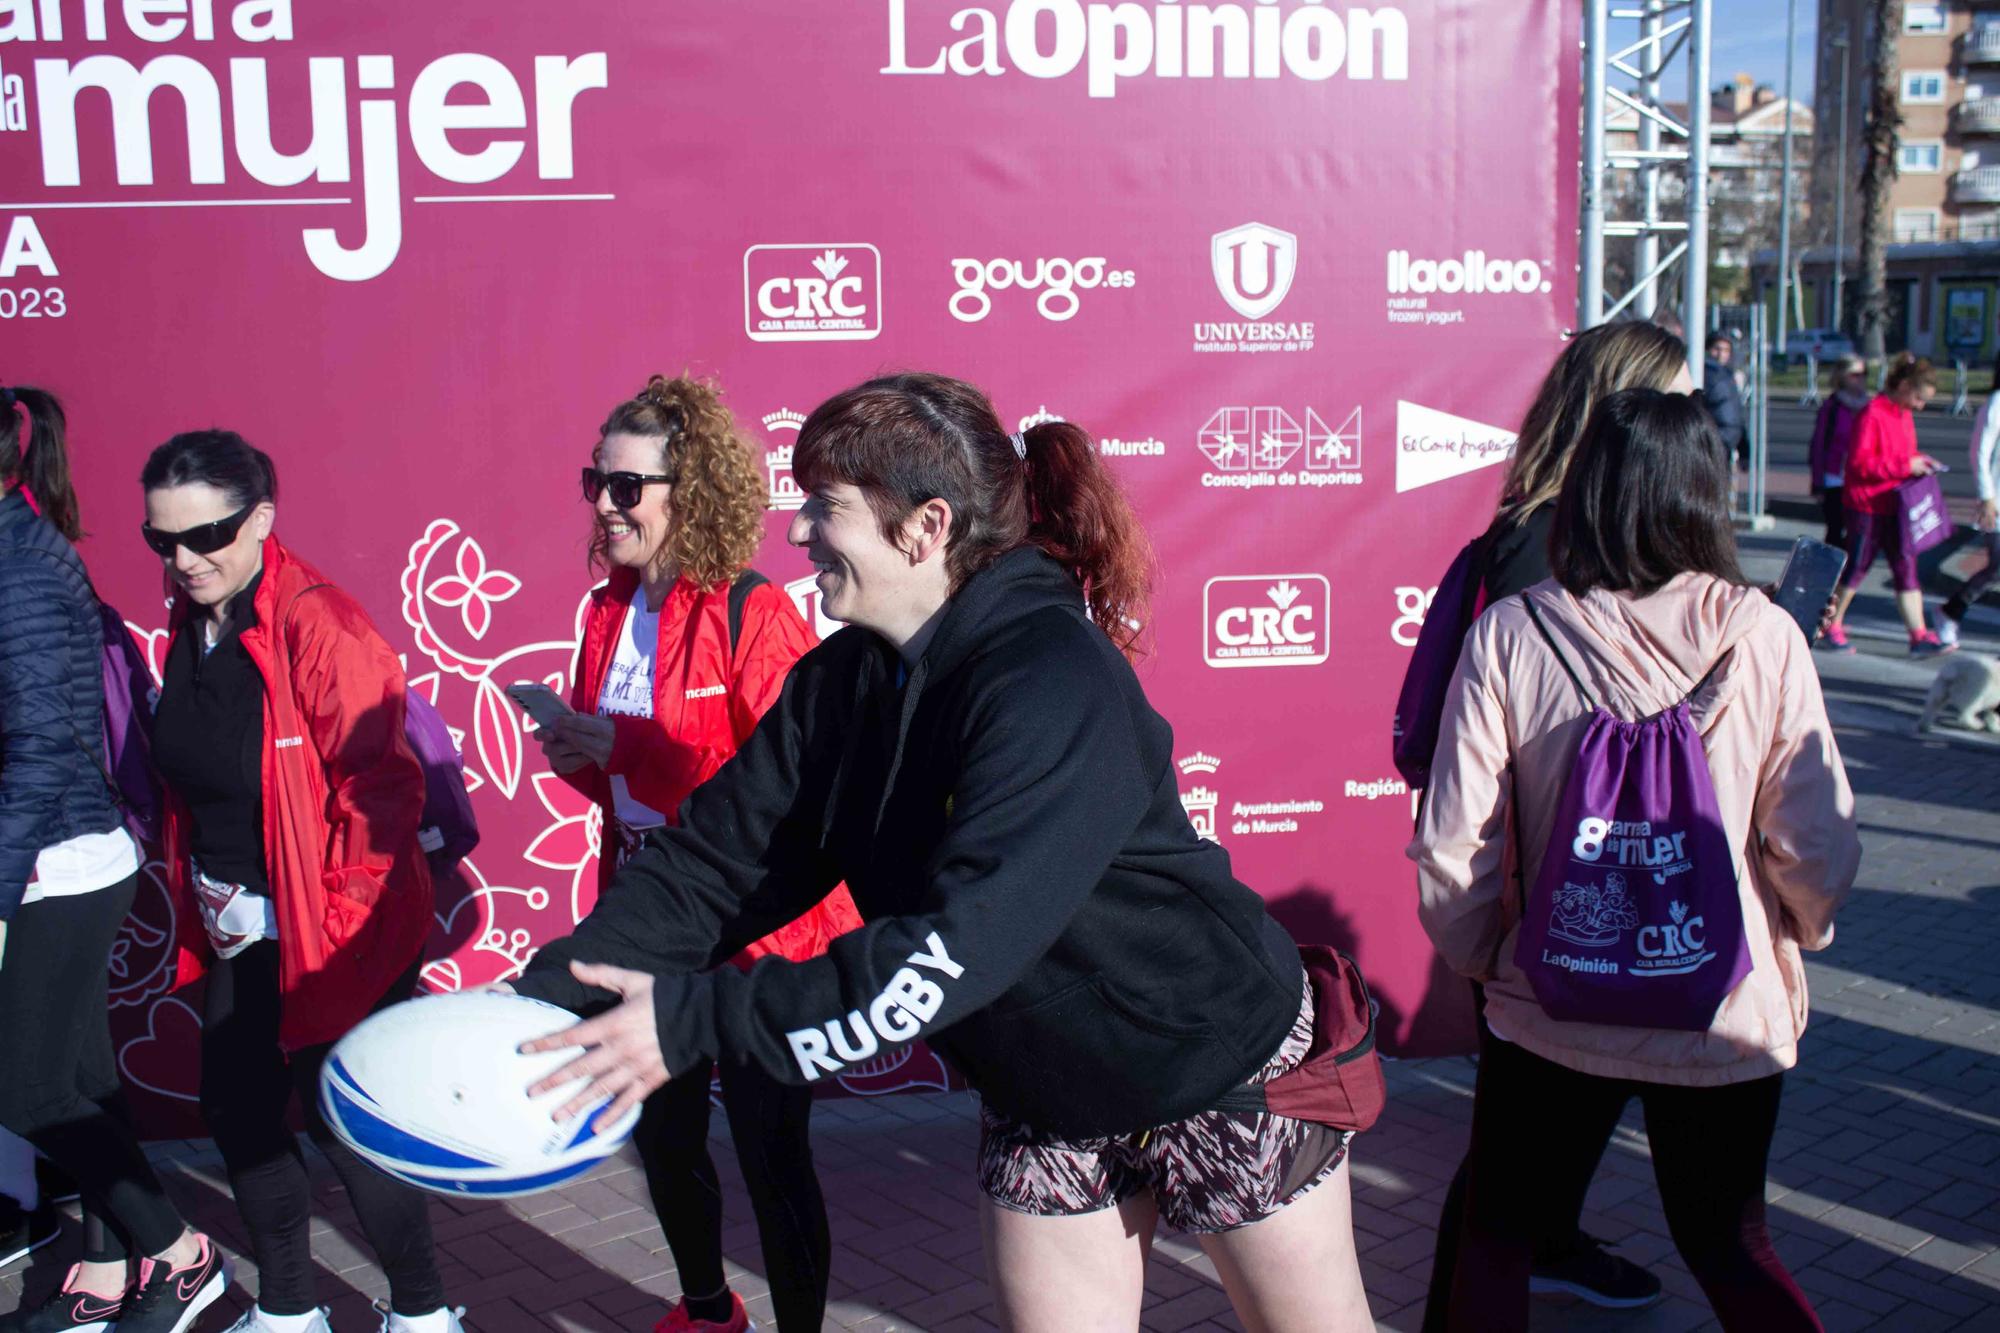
<box><xmin>1579</xmin><ymin>0</ymin><xmax>1714</xmax><ymax>384</ymax></box>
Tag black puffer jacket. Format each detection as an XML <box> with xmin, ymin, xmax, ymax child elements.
<box><xmin>0</xmin><ymin>491</ymin><xmax>120</xmax><ymax>918</ymax></box>
<box><xmin>520</xmin><ymin>547</ymin><xmax>1305</xmax><ymax>1138</ymax></box>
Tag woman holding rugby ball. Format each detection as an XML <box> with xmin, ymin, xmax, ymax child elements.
<box><xmin>513</xmin><ymin>373</ymin><xmax>1373</xmax><ymax>1333</ymax></box>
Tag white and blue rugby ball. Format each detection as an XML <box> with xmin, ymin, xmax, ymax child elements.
<box><xmin>319</xmin><ymin>991</ymin><xmax>641</xmax><ymax>1198</ymax></box>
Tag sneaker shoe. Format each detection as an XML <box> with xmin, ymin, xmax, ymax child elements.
<box><xmin>114</xmin><ymin>1233</ymin><xmax>229</xmax><ymax>1333</ymax></box>
<box><xmin>0</xmin><ymin>1265</ymin><xmax>126</xmax><ymax>1333</ymax></box>
<box><xmin>1530</xmin><ymin>1232</ymin><xmax>1663</xmax><ymax>1310</ymax></box>
<box><xmin>219</xmin><ymin>1306</ymin><xmax>333</xmax><ymax>1333</ymax></box>
<box><xmin>1911</xmin><ymin>631</ymin><xmax>1958</xmax><ymax>658</ymax></box>
<box><xmin>373</xmin><ymin>1300</ymin><xmax>467</xmax><ymax>1333</ymax></box>
<box><xmin>654</xmin><ymin>1293</ymin><xmax>756</xmax><ymax>1333</ymax></box>
<box><xmin>1937</xmin><ymin>616</ymin><xmax>1962</xmax><ymax>648</ymax></box>
<box><xmin>0</xmin><ymin>1197</ymin><xmax>60</xmax><ymax>1269</ymax></box>
<box><xmin>1820</xmin><ymin>621</ymin><xmax>1855</xmax><ymax>653</ymax></box>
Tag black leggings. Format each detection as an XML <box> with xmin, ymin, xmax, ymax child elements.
<box><xmin>1427</xmin><ymin>1028</ymin><xmax>1820</xmax><ymax>1333</ymax></box>
<box><xmin>635</xmin><ymin>1060</ymin><xmax>829</xmax><ymax>1332</ymax></box>
<box><xmin>1944</xmin><ymin>530</ymin><xmax>2000</xmax><ymax>621</ymax></box>
<box><xmin>0</xmin><ymin>877</ymin><xmax>187</xmax><ymax>1262</ymax></box>
<box><xmin>199</xmin><ymin>941</ymin><xmax>445</xmax><ymax>1317</ymax></box>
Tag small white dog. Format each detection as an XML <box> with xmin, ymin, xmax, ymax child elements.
<box><xmin>1917</xmin><ymin>653</ymin><xmax>2000</xmax><ymax>733</ymax></box>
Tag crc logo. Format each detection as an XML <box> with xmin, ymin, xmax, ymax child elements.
<box><xmin>1386</xmin><ymin>250</ymin><xmax>1553</xmax><ymax>296</ymax></box>
<box><xmin>784</xmin><ymin>573</ymin><xmax>846</xmax><ymax>640</ymax></box>
<box><xmin>762</xmin><ymin>409</ymin><xmax>806</xmax><ymax>511</ymax></box>
<box><xmin>950</xmin><ymin>257</ymin><xmax>1135</xmax><ymax>322</ymax></box>
<box><xmin>1391</xmin><ymin>584</ymin><xmax>1436</xmax><ymax>646</ymax></box>
<box><xmin>1634</xmin><ymin>900</ymin><xmax>1716</xmax><ymax>977</ymax></box>
<box><xmin>744</xmin><ymin>244</ymin><xmax>882</xmax><ymax>342</ymax></box>
<box><xmin>1196</xmin><ymin>406</ymin><xmax>1360</xmax><ymax>472</ymax></box>
<box><xmin>1203</xmin><ymin>575</ymin><xmax>1330</xmax><ymax>668</ymax></box>
<box><xmin>1175</xmin><ymin>751</ymin><xmax>1221</xmax><ymax>842</ymax></box>
<box><xmin>1212</xmin><ymin>222</ymin><xmax>1296</xmax><ymax>320</ymax></box>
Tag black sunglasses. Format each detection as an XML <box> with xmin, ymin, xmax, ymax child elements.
<box><xmin>581</xmin><ymin>467</ymin><xmax>674</xmax><ymax>511</ymax></box>
<box><xmin>140</xmin><ymin>504</ymin><xmax>257</xmax><ymax>558</ymax></box>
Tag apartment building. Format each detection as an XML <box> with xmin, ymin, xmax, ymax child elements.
<box><xmin>1796</xmin><ymin>0</ymin><xmax>2000</xmax><ymax>358</ymax></box>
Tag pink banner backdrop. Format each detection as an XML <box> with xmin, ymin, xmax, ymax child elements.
<box><xmin>1</xmin><ymin>0</ymin><xmax>1578</xmax><ymax>1133</ymax></box>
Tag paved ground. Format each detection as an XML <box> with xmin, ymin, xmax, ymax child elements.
<box><xmin>5</xmin><ymin>518</ymin><xmax>1998</xmax><ymax>1332</ymax></box>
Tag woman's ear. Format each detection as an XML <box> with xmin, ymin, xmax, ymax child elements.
<box><xmin>903</xmin><ymin>497</ymin><xmax>955</xmax><ymax>565</ymax></box>
<box><xmin>251</xmin><ymin>501</ymin><xmax>276</xmax><ymax>543</ymax></box>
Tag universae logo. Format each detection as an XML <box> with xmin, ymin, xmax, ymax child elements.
<box><xmin>1203</xmin><ymin>575</ymin><xmax>1330</xmax><ymax>668</ymax></box>
<box><xmin>745</xmin><ymin>244</ymin><xmax>883</xmax><ymax>342</ymax></box>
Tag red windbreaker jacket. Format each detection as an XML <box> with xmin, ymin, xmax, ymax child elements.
<box><xmin>1841</xmin><ymin>396</ymin><xmax>1921</xmax><ymax>516</ymax></box>
<box><xmin>563</xmin><ymin>567</ymin><xmax>860</xmax><ymax>962</ymax></box>
<box><xmin>164</xmin><ymin>537</ymin><xmax>434</xmax><ymax>1051</ymax></box>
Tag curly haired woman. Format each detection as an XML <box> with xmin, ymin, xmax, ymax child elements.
<box><xmin>534</xmin><ymin>375</ymin><xmax>860</xmax><ymax>1333</ymax></box>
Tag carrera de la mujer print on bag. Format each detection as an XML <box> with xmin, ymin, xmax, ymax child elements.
<box><xmin>1513</xmin><ymin>595</ymin><xmax>1752</xmax><ymax>1031</ymax></box>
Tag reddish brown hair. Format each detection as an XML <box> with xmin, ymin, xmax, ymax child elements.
<box><xmin>1884</xmin><ymin>352</ymin><xmax>1937</xmax><ymax>396</ymax></box>
<box><xmin>590</xmin><ymin>374</ymin><xmax>766</xmax><ymax>588</ymax></box>
<box><xmin>793</xmin><ymin>373</ymin><xmax>1153</xmax><ymax>654</ymax></box>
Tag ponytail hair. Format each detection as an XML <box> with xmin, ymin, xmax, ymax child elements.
<box><xmin>793</xmin><ymin>373</ymin><xmax>1154</xmax><ymax>654</ymax></box>
<box><xmin>1884</xmin><ymin>351</ymin><xmax>1937</xmax><ymax>396</ymax></box>
<box><xmin>1</xmin><ymin>384</ymin><xmax>82</xmax><ymax>542</ymax></box>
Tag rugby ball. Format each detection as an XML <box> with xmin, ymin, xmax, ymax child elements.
<box><xmin>318</xmin><ymin>991</ymin><xmax>641</xmax><ymax>1198</ymax></box>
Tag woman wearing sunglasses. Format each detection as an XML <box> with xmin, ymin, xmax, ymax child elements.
<box><xmin>533</xmin><ymin>375</ymin><xmax>858</xmax><ymax>1333</ymax></box>
<box><xmin>1</xmin><ymin>387</ymin><xmax>228</xmax><ymax>1333</ymax></box>
<box><xmin>139</xmin><ymin>432</ymin><xmax>462</xmax><ymax>1333</ymax></box>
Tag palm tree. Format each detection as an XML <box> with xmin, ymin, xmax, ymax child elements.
<box><xmin>1856</xmin><ymin>0</ymin><xmax>1903</xmax><ymax>363</ymax></box>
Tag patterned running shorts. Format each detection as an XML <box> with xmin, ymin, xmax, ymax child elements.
<box><xmin>976</xmin><ymin>979</ymin><xmax>1353</xmax><ymax>1234</ymax></box>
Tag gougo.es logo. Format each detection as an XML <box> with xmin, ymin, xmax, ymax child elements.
<box><xmin>949</xmin><ymin>256</ymin><xmax>1135</xmax><ymax>322</ymax></box>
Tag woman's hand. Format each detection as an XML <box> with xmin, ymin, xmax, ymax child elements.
<box><xmin>1979</xmin><ymin>499</ymin><xmax>1997</xmax><ymax>531</ymax></box>
<box><xmin>538</xmin><ymin>714</ymin><xmax>616</xmax><ymax>771</ymax></box>
<box><xmin>535</xmin><ymin>728</ymin><xmax>593</xmax><ymax>775</ymax></box>
<box><xmin>1911</xmin><ymin>454</ymin><xmax>1943</xmax><ymax>477</ymax></box>
<box><xmin>519</xmin><ymin>962</ymin><xmax>670</xmax><ymax>1129</ymax></box>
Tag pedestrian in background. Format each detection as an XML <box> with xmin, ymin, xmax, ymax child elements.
<box><xmin>1807</xmin><ymin>356</ymin><xmax>1871</xmax><ymax>553</ymax></box>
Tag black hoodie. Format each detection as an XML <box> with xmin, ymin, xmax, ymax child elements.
<box><xmin>516</xmin><ymin>547</ymin><xmax>1305</xmax><ymax>1137</ymax></box>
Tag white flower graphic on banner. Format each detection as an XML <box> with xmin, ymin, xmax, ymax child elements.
<box><xmin>522</xmin><ymin>770</ymin><xmax>604</xmax><ymax>927</ymax></box>
<box><xmin>424</xmin><ymin>536</ymin><xmax>522</xmax><ymax>641</ymax></box>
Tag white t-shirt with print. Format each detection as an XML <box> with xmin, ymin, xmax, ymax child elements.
<box><xmin>597</xmin><ymin>588</ymin><xmax>667</xmax><ymax>832</ymax></box>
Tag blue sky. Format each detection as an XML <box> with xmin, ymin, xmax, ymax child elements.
<box><xmin>1712</xmin><ymin>0</ymin><xmax>1817</xmax><ymax>96</ymax></box>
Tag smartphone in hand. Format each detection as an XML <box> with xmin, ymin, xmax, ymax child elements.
<box><xmin>504</xmin><ymin>682</ymin><xmax>572</xmax><ymax>729</ymax></box>
<box><xmin>1772</xmin><ymin>537</ymin><xmax>1848</xmax><ymax>642</ymax></box>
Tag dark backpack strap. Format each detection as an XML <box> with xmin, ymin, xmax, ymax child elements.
<box><xmin>727</xmin><ymin>569</ymin><xmax>768</xmax><ymax>662</ymax></box>
<box><xmin>1520</xmin><ymin>593</ymin><xmax>1598</xmax><ymax>711</ymax></box>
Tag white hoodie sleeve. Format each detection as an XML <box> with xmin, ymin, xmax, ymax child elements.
<box><xmin>1972</xmin><ymin>396</ymin><xmax>2000</xmax><ymax>504</ymax></box>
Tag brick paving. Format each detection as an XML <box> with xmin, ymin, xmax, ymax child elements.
<box><xmin>5</xmin><ymin>516</ymin><xmax>1997</xmax><ymax>1331</ymax></box>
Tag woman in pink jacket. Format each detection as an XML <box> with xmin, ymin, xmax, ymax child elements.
<box><xmin>1412</xmin><ymin>389</ymin><xmax>1860</xmax><ymax>1332</ymax></box>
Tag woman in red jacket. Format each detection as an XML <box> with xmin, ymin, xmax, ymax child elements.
<box><xmin>534</xmin><ymin>375</ymin><xmax>859</xmax><ymax>1333</ymax></box>
<box><xmin>142</xmin><ymin>432</ymin><xmax>460</xmax><ymax>1333</ymax></box>
<box><xmin>1825</xmin><ymin>355</ymin><xmax>1948</xmax><ymax>655</ymax></box>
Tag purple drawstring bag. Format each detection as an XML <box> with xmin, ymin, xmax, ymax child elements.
<box><xmin>403</xmin><ymin>689</ymin><xmax>480</xmax><ymax>875</ymax></box>
<box><xmin>1896</xmin><ymin>473</ymin><xmax>1954</xmax><ymax>557</ymax></box>
<box><xmin>97</xmin><ymin>601</ymin><xmax>162</xmax><ymax>843</ymax></box>
<box><xmin>1393</xmin><ymin>535</ymin><xmax>1491</xmax><ymax>788</ymax></box>
<box><xmin>1512</xmin><ymin>595</ymin><xmax>1752</xmax><ymax>1032</ymax></box>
